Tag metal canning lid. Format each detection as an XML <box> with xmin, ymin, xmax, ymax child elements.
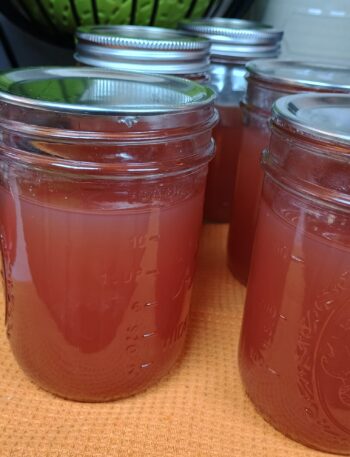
<box><xmin>0</xmin><ymin>67</ymin><xmax>215</xmax><ymax>115</ymax></box>
<box><xmin>272</xmin><ymin>93</ymin><xmax>350</xmax><ymax>145</ymax></box>
<box><xmin>247</xmin><ymin>60</ymin><xmax>350</xmax><ymax>91</ymax></box>
<box><xmin>180</xmin><ymin>19</ymin><xmax>282</xmax><ymax>44</ymax></box>
<box><xmin>179</xmin><ymin>18</ymin><xmax>283</xmax><ymax>59</ymax></box>
<box><xmin>75</xmin><ymin>25</ymin><xmax>210</xmax><ymax>75</ymax></box>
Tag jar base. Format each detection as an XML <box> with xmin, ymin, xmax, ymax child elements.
<box><xmin>14</xmin><ymin>355</ymin><xmax>183</xmax><ymax>403</ymax></box>
<box><xmin>243</xmin><ymin>387</ymin><xmax>350</xmax><ymax>455</ymax></box>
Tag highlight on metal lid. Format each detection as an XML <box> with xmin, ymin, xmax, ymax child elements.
<box><xmin>0</xmin><ymin>66</ymin><xmax>215</xmax><ymax>115</ymax></box>
<box><xmin>272</xmin><ymin>93</ymin><xmax>350</xmax><ymax>145</ymax></box>
<box><xmin>247</xmin><ymin>60</ymin><xmax>350</xmax><ymax>92</ymax></box>
<box><xmin>179</xmin><ymin>18</ymin><xmax>283</xmax><ymax>59</ymax></box>
<box><xmin>75</xmin><ymin>25</ymin><xmax>210</xmax><ymax>74</ymax></box>
<box><xmin>76</xmin><ymin>25</ymin><xmax>210</xmax><ymax>50</ymax></box>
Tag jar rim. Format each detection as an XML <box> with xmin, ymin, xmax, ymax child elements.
<box><xmin>0</xmin><ymin>67</ymin><xmax>218</xmax><ymax>178</ymax></box>
<box><xmin>0</xmin><ymin>143</ymin><xmax>216</xmax><ymax>180</ymax></box>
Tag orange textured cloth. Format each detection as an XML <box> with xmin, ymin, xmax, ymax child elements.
<box><xmin>0</xmin><ymin>224</ymin><xmax>333</xmax><ymax>457</ymax></box>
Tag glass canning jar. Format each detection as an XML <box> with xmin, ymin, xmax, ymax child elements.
<box><xmin>0</xmin><ymin>67</ymin><xmax>217</xmax><ymax>402</ymax></box>
<box><xmin>74</xmin><ymin>25</ymin><xmax>210</xmax><ymax>82</ymax></box>
<box><xmin>180</xmin><ymin>18</ymin><xmax>283</xmax><ymax>222</ymax></box>
<box><xmin>239</xmin><ymin>94</ymin><xmax>350</xmax><ymax>454</ymax></box>
<box><xmin>228</xmin><ymin>60</ymin><xmax>350</xmax><ymax>285</ymax></box>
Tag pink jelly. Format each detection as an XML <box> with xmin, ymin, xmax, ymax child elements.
<box><xmin>228</xmin><ymin>60</ymin><xmax>350</xmax><ymax>284</ymax></box>
<box><xmin>0</xmin><ymin>67</ymin><xmax>217</xmax><ymax>401</ymax></box>
<box><xmin>240</xmin><ymin>93</ymin><xmax>350</xmax><ymax>453</ymax></box>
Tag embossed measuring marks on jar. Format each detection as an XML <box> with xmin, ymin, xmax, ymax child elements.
<box><xmin>117</xmin><ymin>233</ymin><xmax>160</xmax><ymax>380</ymax></box>
<box><xmin>125</xmin><ymin>301</ymin><xmax>189</xmax><ymax>381</ymax></box>
<box><xmin>122</xmin><ymin>205</ymin><xmax>197</xmax><ymax>385</ymax></box>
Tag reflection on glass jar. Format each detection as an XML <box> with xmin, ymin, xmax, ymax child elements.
<box><xmin>180</xmin><ymin>18</ymin><xmax>283</xmax><ymax>222</ymax></box>
<box><xmin>0</xmin><ymin>67</ymin><xmax>217</xmax><ymax>402</ymax></box>
<box><xmin>228</xmin><ymin>60</ymin><xmax>350</xmax><ymax>285</ymax></box>
<box><xmin>239</xmin><ymin>94</ymin><xmax>350</xmax><ymax>453</ymax></box>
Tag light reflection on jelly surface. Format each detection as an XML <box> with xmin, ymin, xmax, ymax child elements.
<box><xmin>0</xmin><ymin>173</ymin><xmax>205</xmax><ymax>401</ymax></box>
<box><xmin>239</xmin><ymin>178</ymin><xmax>350</xmax><ymax>453</ymax></box>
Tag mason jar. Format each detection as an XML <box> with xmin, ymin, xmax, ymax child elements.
<box><xmin>0</xmin><ymin>67</ymin><xmax>217</xmax><ymax>402</ymax></box>
<box><xmin>74</xmin><ymin>25</ymin><xmax>210</xmax><ymax>82</ymax></box>
<box><xmin>228</xmin><ymin>60</ymin><xmax>350</xmax><ymax>285</ymax></box>
<box><xmin>180</xmin><ymin>18</ymin><xmax>283</xmax><ymax>222</ymax></box>
<box><xmin>239</xmin><ymin>93</ymin><xmax>350</xmax><ymax>454</ymax></box>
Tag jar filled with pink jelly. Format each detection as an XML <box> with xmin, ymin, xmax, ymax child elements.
<box><xmin>0</xmin><ymin>67</ymin><xmax>217</xmax><ymax>402</ymax></box>
<box><xmin>228</xmin><ymin>60</ymin><xmax>350</xmax><ymax>284</ymax></box>
<box><xmin>74</xmin><ymin>25</ymin><xmax>210</xmax><ymax>83</ymax></box>
<box><xmin>239</xmin><ymin>93</ymin><xmax>350</xmax><ymax>454</ymax></box>
<box><xmin>180</xmin><ymin>19</ymin><xmax>283</xmax><ymax>222</ymax></box>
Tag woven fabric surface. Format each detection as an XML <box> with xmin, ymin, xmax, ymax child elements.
<box><xmin>0</xmin><ymin>224</ymin><xmax>333</xmax><ymax>457</ymax></box>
